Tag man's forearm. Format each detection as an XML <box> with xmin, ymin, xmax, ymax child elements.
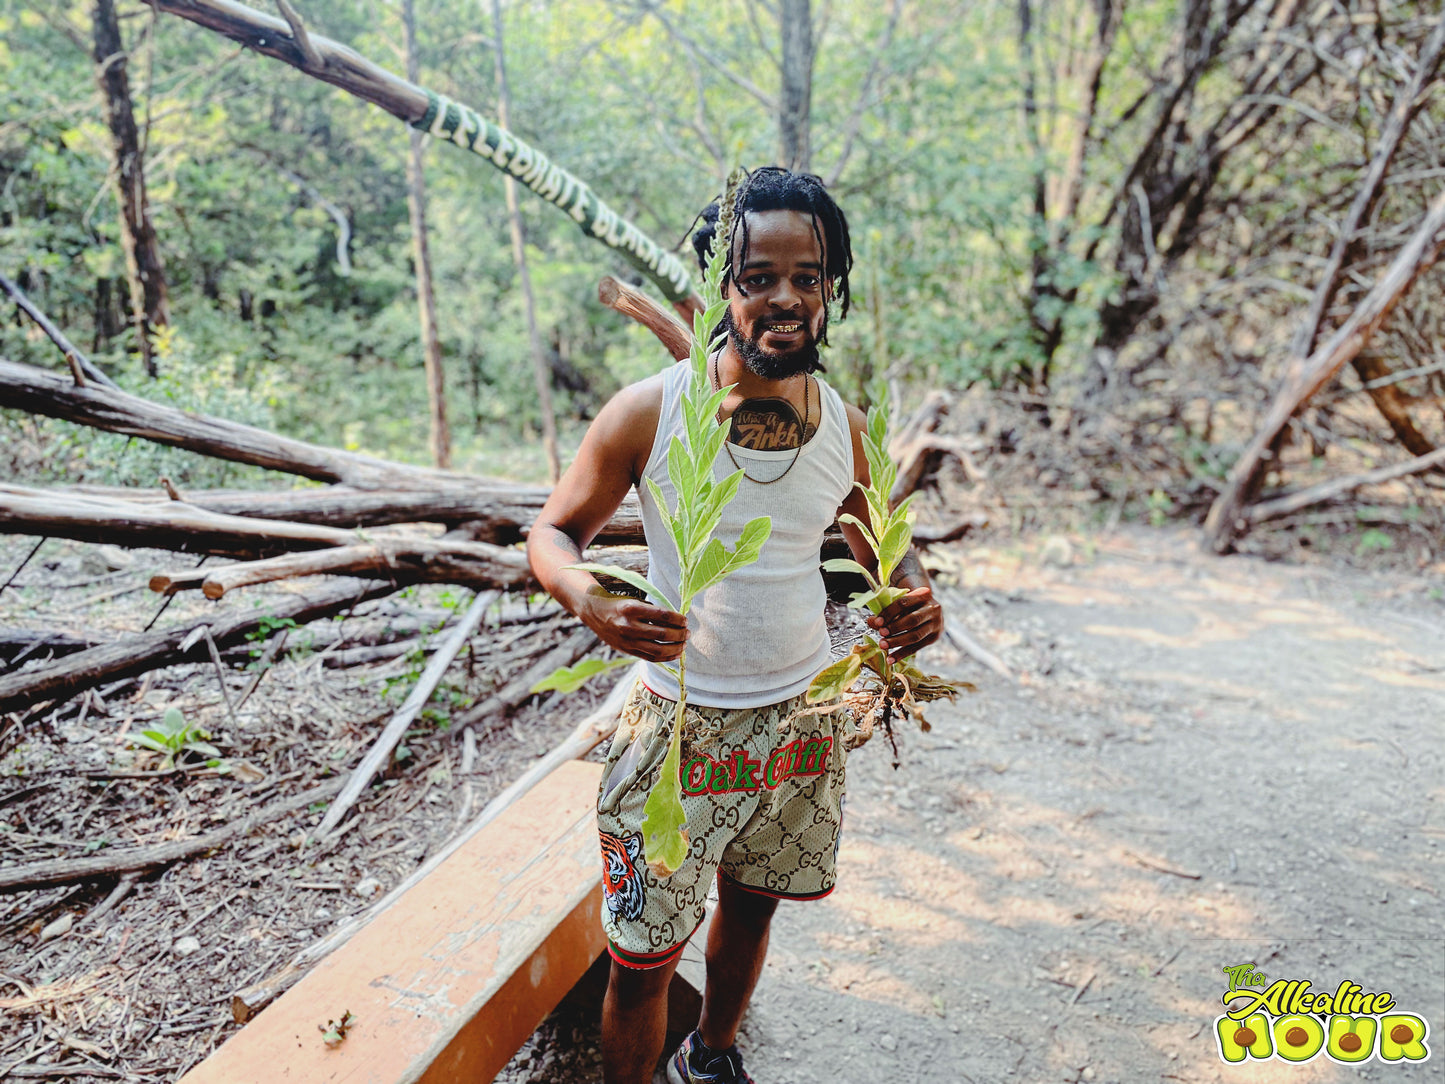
<box><xmin>527</xmin><ymin>523</ymin><xmax>597</xmax><ymax>617</ymax></box>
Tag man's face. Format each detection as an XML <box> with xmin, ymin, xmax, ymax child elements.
<box><xmin>724</xmin><ymin>209</ymin><xmax>828</xmax><ymax>380</ymax></box>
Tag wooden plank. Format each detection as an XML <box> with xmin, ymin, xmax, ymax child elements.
<box><xmin>180</xmin><ymin>760</ymin><xmax>605</xmax><ymax>1084</ymax></box>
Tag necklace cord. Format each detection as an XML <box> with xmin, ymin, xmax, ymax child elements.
<box><xmin>710</xmin><ymin>350</ymin><xmax>811</xmax><ymax>485</ymax></box>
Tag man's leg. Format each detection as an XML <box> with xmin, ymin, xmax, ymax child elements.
<box><xmin>697</xmin><ymin>875</ymin><xmax>779</xmax><ymax>1051</ymax></box>
<box><xmin>603</xmin><ymin>954</ymin><xmax>680</xmax><ymax>1084</ymax></box>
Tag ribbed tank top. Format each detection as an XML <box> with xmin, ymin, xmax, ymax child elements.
<box><xmin>637</xmin><ymin>360</ymin><xmax>854</xmax><ymax>707</ymax></box>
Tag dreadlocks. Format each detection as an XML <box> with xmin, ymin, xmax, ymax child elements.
<box><xmin>691</xmin><ymin>167</ymin><xmax>853</xmax><ymax>347</ymax></box>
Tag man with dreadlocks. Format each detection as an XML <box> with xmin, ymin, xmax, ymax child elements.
<box><xmin>528</xmin><ymin>167</ymin><xmax>943</xmax><ymax>1084</ymax></box>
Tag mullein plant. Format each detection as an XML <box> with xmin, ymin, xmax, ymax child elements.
<box><xmin>559</xmin><ymin>169</ymin><xmax>771</xmax><ymax>877</ymax></box>
<box><xmin>803</xmin><ymin>386</ymin><xmax>969</xmax><ymax>758</ymax></box>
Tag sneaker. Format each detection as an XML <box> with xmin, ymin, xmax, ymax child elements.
<box><xmin>666</xmin><ymin>1030</ymin><xmax>755</xmax><ymax>1084</ymax></box>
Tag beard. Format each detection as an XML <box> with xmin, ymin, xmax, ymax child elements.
<box><xmin>724</xmin><ymin>308</ymin><xmax>823</xmax><ymax>379</ymax></box>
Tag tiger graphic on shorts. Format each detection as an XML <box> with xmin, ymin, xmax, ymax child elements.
<box><xmin>599</xmin><ymin>830</ymin><xmax>646</xmax><ymax>922</ymax></box>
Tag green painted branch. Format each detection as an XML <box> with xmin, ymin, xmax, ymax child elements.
<box><xmin>148</xmin><ymin>0</ymin><xmax>699</xmax><ymax>311</ymax></box>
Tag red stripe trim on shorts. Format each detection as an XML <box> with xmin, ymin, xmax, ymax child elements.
<box><xmin>607</xmin><ymin>938</ymin><xmax>686</xmax><ymax>970</ymax></box>
<box><xmin>720</xmin><ymin>870</ymin><xmax>835</xmax><ymax>902</ymax></box>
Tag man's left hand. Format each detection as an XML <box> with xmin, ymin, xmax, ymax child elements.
<box><xmin>868</xmin><ymin>586</ymin><xmax>943</xmax><ymax>663</ymax></box>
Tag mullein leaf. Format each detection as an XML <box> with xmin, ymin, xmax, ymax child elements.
<box><xmin>565</xmin><ymin>563</ymin><xmax>676</xmax><ymax>611</ymax></box>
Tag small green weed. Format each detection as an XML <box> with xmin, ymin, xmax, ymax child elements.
<box><xmin>127</xmin><ymin>707</ymin><xmax>221</xmax><ymax>769</ymax></box>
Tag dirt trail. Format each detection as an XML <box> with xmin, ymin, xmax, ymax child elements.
<box><xmin>737</xmin><ymin>526</ymin><xmax>1443</xmax><ymax>1084</ymax></box>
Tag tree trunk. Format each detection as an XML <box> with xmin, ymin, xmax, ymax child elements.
<box><xmin>778</xmin><ymin>0</ymin><xmax>813</xmax><ymax>172</ymax></box>
<box><xmin>402</xmin><ymin>0</ymin><xmax>452</xmax><ymax>470</ymax></box>
<box><xmin>92</xmin><ymin>0</ymin><xmax>169</xmax><ymax>378</ymax></box>
<box><xmin>491</xmin><ymin>0</ymin><xmax>559</xmax><ymax>483</ymax></box>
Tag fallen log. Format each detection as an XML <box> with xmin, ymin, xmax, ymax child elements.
<box><xmin>0</xmin><ymin>776</ymin><xmax>345</xmax><ymax>892</ymax></box>
<box><xmin>232</xmin><ymin>667</ymin><xmax>634</xmax><ymax>1021</ymax></box>
<box><xmin>1204</xmin><ymin>187</ymin><xmax>1445</xmax><ymax>552</ymax></box>
<box><xmin>0</xmin><ymin>357</ymin><xmax>461</xmax><ymax>489</ymax></box>
<box><xmin>181</xmin><ymin>541</ymin><xmax>532</xmax><ymax>599</ymax></box>
<box><xmin>316</xmin><ymin>590</ymin><xmax>496</xmax><ymax>837</ymax></box>
<box><xmin>99</xmin><ymin>483</ymin><xmax>644</xmax><ymax>544</ymax></box>
<box><xmin>1245</xmin><ymin>445</ymin><xmax>1445</xmax><ymax>525</ymax></box>
<box><xmin>0</xmin><ymin>580</ymin><xmax>393</xmax><ymax>715</ymax></box>
<box><xmin>2</xmin><ymin>484</ymin><xmax>354</xmax><ymax>558</ymax></box>
<box><xmin>1</xmin><ymin>630</ymin><xmax>108</xmax><ymax>669</ymax></box>
<box><xmin>151</xmin><ymin>541</ymin><xmax>647</xmax><ymax>599</ymax></box>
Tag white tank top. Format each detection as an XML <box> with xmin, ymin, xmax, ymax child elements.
<box><xmin>637</xmin><ymin>360</ymin><xmax>854</xmax><ymax>707</ymax></box>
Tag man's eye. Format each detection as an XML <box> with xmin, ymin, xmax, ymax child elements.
<box><xmin>797</xmin><ymin>276</ymin><xmax>820</xmax><ymax>289</ymax></box>
<box><xmin>745</xmin><ymin>275</ymin><xmax>772</xmax><ymax>288</ymax></box>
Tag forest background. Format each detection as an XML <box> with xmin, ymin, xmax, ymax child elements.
<box><xmin>3</xmin><ymin>0</ymin><xmax>1444</xmax><ymax>559</ymax></box>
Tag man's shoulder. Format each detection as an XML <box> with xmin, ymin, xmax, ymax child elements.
<box><xmin>589</xmin><ymin>369</ymin><xmax>670</xmax><ymax>479</ymax></box>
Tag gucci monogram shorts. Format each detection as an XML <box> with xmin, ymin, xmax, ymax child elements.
<box><xmin>596</xmin><ymin>682</ymin><xmax>849</xmax><ymax>969</ymax></box>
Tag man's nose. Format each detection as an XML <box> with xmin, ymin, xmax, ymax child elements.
<box><xmin>771</xmin><ymin>278</ymin><xmax>801</xmax><ymax>309</ymax></box>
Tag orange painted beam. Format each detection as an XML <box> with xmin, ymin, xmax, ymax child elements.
<box><xmin>181</xmin><ymin>760</ymin><xmax>605</xmax><ymax>1084</ymax></box>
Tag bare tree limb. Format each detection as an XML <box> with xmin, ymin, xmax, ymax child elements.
<box><xmin>1204</xmin><ymin>187</ymin><xmax>1445</xmax><ymax>551</ymax></box>
<box><xmin>315</xmin><ymin>591</ymin><xmax>495</xmax><ymax>837</ymax></box>
<box><xmin>1246</xmin><ymin>446</ymin><xmax>1445</xmax><ymax>525</ymax></box>
<box><xmin>272</xmin><ymin>0</ymin><xmax>323</xmax><ymax>69</ymax></box>
<box><xmin>0</xmin><ymin>778</ymin><xmax>345</xmax><ymax>892</ymax></box>
<box><xmin>0</xmin><ymin>274</ymin><xmax>119</xmax><ymax>389</ymax></box>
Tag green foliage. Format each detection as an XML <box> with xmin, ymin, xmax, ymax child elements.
<box><xmin>127</xmin><ymin>706</ymin><xmax>220</xmax><ymax>768</ymax></box>
<box><xmin>804</xmin><ymin>385</ymin><xmax>963</xmax><ymax>742</ymax></box>
<box><xmin>529</xmin><ymin>655</ymin><xmax>634</xmax><ymax>695</ymax></box>
<box><xmin>1355</xmin><ymin>528</ymin><xmax>1394</xmax><ymax>556</ymax></box>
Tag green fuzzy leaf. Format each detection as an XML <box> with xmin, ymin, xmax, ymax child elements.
<box><xmin>806</xmin><ymin>651</ymin><xmax>863</xmax><ymax>703</ymax></box>
<box><xmin>641</xmin><ymin>721</ymin><xmax>689</xmax><ymax>876</ymax></box>
<box><xmin>820</xmin><ymin>556</ymin><xmax>879</xmax><ymax>588</ymax></box>
<box><xmin>566</xmin><ymin>563</ymin><xmax>676</xmax><ymax>611</ymax></box>
<box><xmin>683</xmin><ymin>537</ymin><xmax>727</xmax><ymax>604</ymax></box>
<box><xmin>667</xmin><ymin>435</ymin><xmax>691</xmax><ymax>502</ymax></box>
<box><xmin>838</xmin><ymin>511</ymin><xmax>879</xmax><ymax>555</ymax></box>
<box><xmin>732</xmin><ymin>516</ymin><xmax>771</xmax><ymax>564</ymax></box>
<box><xmin>531</xmin><ymin>656</ymin><xmax>634</xmax><ymax>694</ymax></box>
<box><xmin>644</xmin><ymin>476</ymin><xmax>686</xmax><ymax>560</ymax></box>
<box><xmin>162</xmin><ymin>706</ymin><xmax>186</xmax><ymax>732</ymax></box>
<box><xmin>877</xmin><ymin>518</ymin><xmax>913</xmax><ymax>582</ymax></box>
<box><xmin>185</xmin><ymin>740</ymin><xmax>221</xmax><ymax>759</ymax></box>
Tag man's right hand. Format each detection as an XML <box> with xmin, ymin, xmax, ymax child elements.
<box><xmin>577</xmin><ymin>587</ymin><xmax>688</xmax><ymax>663</ymax></box>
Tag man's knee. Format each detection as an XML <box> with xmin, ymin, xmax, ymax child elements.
<box><xmin>607</xmin><ymin>955</ymin><xmax>676</xmax><ymax>1005</ymax></box>
<box><xmin>717</xmin><ymin>877</ymin><xmax>779</xmax><ymax>934</ymax></box>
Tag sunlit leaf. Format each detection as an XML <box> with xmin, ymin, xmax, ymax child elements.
<box><xmin>806</xmin><ymin>650</ymin><xmax>863</xmax><ymax>703</ymax></box>
<box><xmin>530</xmin><ymin>655</ymin><xmax>634</xmax><ymax>694</ymax></box>
<box><xmin>566</xmin><ymin>562</ymin><xmax>675</xmax><ymax>611</ymax></box>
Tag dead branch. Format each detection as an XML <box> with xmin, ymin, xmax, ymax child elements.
<box><xmin>0</xmin><ymin>357</ymin><xmax>460</xmax><ymax>488</ymax></box>
<box><xmin>232</xmin><ymin>667</ymin><xmax>634</xmax><ymax>1021</ymax></box>
<box><xmin>1246</xmin><ymin>445</ymin><xmax>1445</xmax><ymax>525</ymax></box>
<box><xmin>598</xmin><ymin>276</ymin><xmax>693</xmax><ymax>361</ymax></box>
<box><xmin>0</xmin><ymin>274</ymin><xmax>119</xmax><ymax>389</ymax></box>
<box><xmin>315</xmin><ymin>590</ymin><xmax>496</xmax><ymax>837</ymax></box>
<box><xmin>0</xmin><ymin>776</ymin><xmax>344</xmax><ymax>892</ymax></box>
<box><xmin>1204</xmin><ymin>186</ymin><xmax>1445</xmax><ymax>552</ymax></box>
<box><xmin>0</xmin><ymin>579</ymin><xmax>393</xmax><ymax>715</ymax></box>
<box><xmin>272</xmin><ymin>0</ymin><xmax>323</xmax><ymax>69</ymax></box>
<box><xmin>456</xmin><ymin>625</ymin><xmax>597</xmax><ymax>729</ymax></box>
<box><xmin>50</xmin><ymin>483</ymin><xmax>645</xmax><ymax>544</ymax></box>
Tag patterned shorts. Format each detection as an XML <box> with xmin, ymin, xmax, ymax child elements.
<box><xmin>596</xmin><ymin>682</ymin><xmax>848</xmax><ymax>969</ymax></box>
